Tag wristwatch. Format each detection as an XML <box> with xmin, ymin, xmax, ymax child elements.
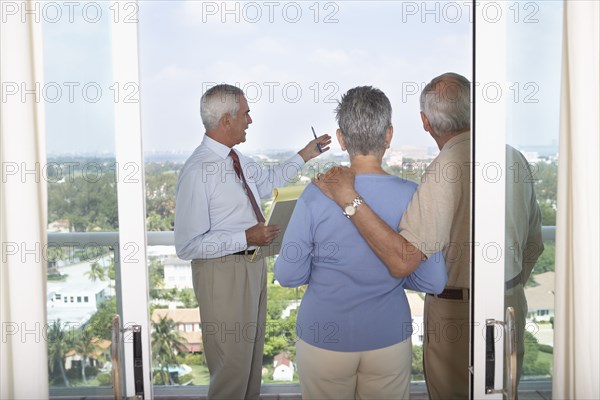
<box><xmin>342</xmin><ymin>195</ymin><xmax>364</xmax><ymax>219</ymax></box>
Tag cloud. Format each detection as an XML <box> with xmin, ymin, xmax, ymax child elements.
<box><xmin>176</xmin><ymin>1</ymin><xmax>258</xmax><ymax>36</ymax></box>
<box><xmin>248</xmin><ymin>36</ymin><xmax>289</xmax><ymax>55</ymax></box>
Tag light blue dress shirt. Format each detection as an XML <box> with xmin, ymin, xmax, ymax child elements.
<box><xmin>174</xmin><ymin>135</ymin><xmax>304</xmax><ymax>260</ymax></box>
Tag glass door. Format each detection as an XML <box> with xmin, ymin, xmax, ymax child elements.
<box><xmin>472</xmin><ymin>1</ymin><xmax>561</xmax><ymax>398</ymax></box>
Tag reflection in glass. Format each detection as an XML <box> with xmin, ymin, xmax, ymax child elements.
<box><xmin>42</xmin><ymin>1</ymin><xmax>117</xmax><ymax>391</ymax></box>
<box><xmin>505</xmin><ymin>1</ymin><xmax>562</xmax><ymax>395</ymax></box>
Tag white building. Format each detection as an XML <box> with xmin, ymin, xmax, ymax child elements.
<box><xmin>163</xmin><ymin>256</ymin><xmax>193</xmax><ymax>289</ymax></box>
<box><xmin>46</xmin><ymin>257</ymin><xmax>113</xmax><ymax>326</ymax></box>
<box><xmin>525</xmin><ymin>271</ymin><xmax>555</xmax><ymax>323</ymax></box>
<box><xmin>272</xmin><ymin>352</ymin><xmax>294</xmax><ymax>382</ymax></box>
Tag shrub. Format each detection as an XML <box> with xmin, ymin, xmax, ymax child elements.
<box><xmin>183</xmin><ymin>353</ymin><xmax>205</xmax><ymax>365</ymax></box>
<box><xmin>97</xmin><ymin>372</ymin><xmax>112</xmax><ymax>386</ymax></box>
<box><xmin>538</xmin><ymin>344</ymin><xmax>553</xmax><ymax>354</ymax></box>
<box><xmin>85</xmin><ymin>365</ymin><xmax>99</xmax><ymax>377</ymax></box>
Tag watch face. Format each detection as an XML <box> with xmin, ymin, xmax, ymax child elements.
<box><xmin>344</xmin><ymin>205</ymin><xmax>356</xmax><ymax>216</ymax></box>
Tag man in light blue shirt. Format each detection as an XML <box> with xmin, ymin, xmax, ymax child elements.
<box><xmin>174</xmin><ymin>84</ymin><xmax>330</xmax><ymax>399</ymax></box>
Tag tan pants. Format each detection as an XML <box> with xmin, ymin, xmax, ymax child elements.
<box><xmin>191</xmin><ymin>254</ymin><xmax>267</xmax><ymax>400</ymax></box>
<box><xmin>296</xmin><ymin>338</ymin><xmax>412</xmax><ymax>400</ymax></box>
<box><xmin>423</xmin><ymin>294</ymin><xmax>470</xmax><ymax>400</ymax></box>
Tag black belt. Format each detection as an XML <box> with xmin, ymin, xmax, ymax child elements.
<box><xmin>505</xmin><ymin>272</ymin><xmax>523</xmax><ymax>290</ymax></box>
<box><xmin>429</xmin><ymin>288</ymin><xmax>469</xmax><ymax>301</ymax></box>
<box><xmin>230</xmin><ymin>250</ymin><xmax>255</xmax><ymax>256</ymax></box>
<box><xmin>428</xmin><ymin>273</ymin><xmax>522</xmax><ymax>301</ymax></box>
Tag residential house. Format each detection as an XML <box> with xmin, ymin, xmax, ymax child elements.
<box><xmin>524</xmin><ymin>271</ymin><xmax>555</xmax><ymax>323</ymax></box>
<box><xmin>151</xmin><ymin>308</ymin><xmax>203</xmax><ymax>353</ymax></box>
<box><xmin>272</xmin><ymin>352</ymin><xmax>294</xmax><ymax>382</ymax></box>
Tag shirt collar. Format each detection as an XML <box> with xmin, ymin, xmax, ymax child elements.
<box><xmin>202</xmin><ymin>135</ymin><xmax>233</xmax><ymax>160</ymax></box>
<box><xmin>442</xmin><ymin>130</ymin><xmax>471</xmax><ymax>151</ymax></box>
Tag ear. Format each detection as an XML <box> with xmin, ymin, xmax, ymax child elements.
<box><xmin>385</xmin><ymin>126</ymin><xmax>394</xmax><ymax>147</ymax></box>
<box><xmin>336</xmin><ymin>129</ymin><xmax>346</xmax><ymax>150</ymax></box>
<box><xmin>420</xmin><ymin>111</ymin><xmax>432</xmax><ymax>132</ymax></box>
<box><xmin>220</xmin><ymin>113</ymin><xmax>232</xmax><ymax>131</ymax></box>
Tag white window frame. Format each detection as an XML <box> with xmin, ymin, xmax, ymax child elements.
<box><xmin>110</xmin><ymin>1</ymin><xmax>153</xmax><ymax>397</ymax></box>
<box><xmin>472</xmin><ymin>1</ymin><xmax>508</xmax><ymax>398</ymax></box>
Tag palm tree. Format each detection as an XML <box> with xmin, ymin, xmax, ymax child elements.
<box><xmin>85</xmin><ymin>261</ymin><xmax>105</xmax><ymax>282</ymax></box>
<box><xmin>151</xmin><ymin>315</ymin><xmax>188</xmax><ymax>385</ymax></box>
<box><xmin>72</xmin><ymin>330</ymin><xmax>99</xmax><ymax>384</ymax></box>
<box><xmin>47</xmin><ymin>320</ymin><xmax>70</xmax><ymax>386</ymax></box>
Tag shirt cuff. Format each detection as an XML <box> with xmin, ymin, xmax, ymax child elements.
<box><xmin>289</xmin><ymin>153</ymin><xmax>306</xmax><ymax>167</ymax></box>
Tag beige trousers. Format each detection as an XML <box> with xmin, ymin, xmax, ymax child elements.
<box><xmin>191</xmin><ymin>254</ymin><xmax>267</xmax><ymax>400</ymax></box>
<box><xmin>296</xmin><ymin>338</ymin><xmax>412</xmax><ymax>400</ymax></box>
<box><xmin>423</xmin><ymin>294</ymin><xmax>470</xmax><ymax>400</ymax></box>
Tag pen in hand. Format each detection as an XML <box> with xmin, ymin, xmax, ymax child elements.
<box><xmin>311</xmin><ymin>126</ymin><xmax>323</xmax><ymax>153</ymax></box>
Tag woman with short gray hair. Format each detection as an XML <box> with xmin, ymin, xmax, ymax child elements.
<box><xmin>275</xmin><ymin>86</ymin><xmax>447</xmax><ymax>399</ymax></box>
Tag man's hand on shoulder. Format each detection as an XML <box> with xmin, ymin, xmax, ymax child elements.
<box><xmin>313</xmin><ymin>166</ymin><xmax>357</xmax><ymax>207</ymax></box>
<box><xmin>246</xmin><ymin>223</ymin><xmax>281</xmax><ymax>246</ymax></box>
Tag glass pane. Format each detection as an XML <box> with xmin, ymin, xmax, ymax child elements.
<box><xmin>42</xmin><ymin>1</ymin><xmax>117</xmax><ymax>394</ymax></box>
<box><xmin>138</xmin><ymin>0</ymin><xmax>470</xmax><ymax>395</ymax></box>
<box><xmin>504</xmin><ymin>1</ymin><xmax>562</xmax><ymax>396</ymax></box>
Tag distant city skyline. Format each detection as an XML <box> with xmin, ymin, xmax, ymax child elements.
<box><xmin>40</xmin><ymin>1</ymin><xmax>562</xmax><ymax>155</ymax></box>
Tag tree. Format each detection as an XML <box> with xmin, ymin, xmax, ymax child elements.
<box><xmin>533</xmin><ymin>161</ymin><xmax>558</xmax><ymax>207</ymax></box>
<box><xmin>48</xmin><ymin>164</ymin><xmax>119</xmax><ymax>232</ymax></box>
<box><xmin>148</xmin><ymin>257</ymin><xmax>165</xmax><ymax>299</ymax></box>
<box><xmin>85</xmin><ymin>261</ymin><xmax>106</xmax><ymax>282</ymax></box>
<box><xmin>178</xmin><ymin>289</ymin><xmax>198</xmax><ymax>308</ymax></box>
<box><xmin>47</xmin><ymin>320</ymin><xmax>71</xmax><ymax>387</ymax></box>
<box><xmin>527</xmin><ymin>242</ymin><xmax>556</xmax><ymax>286</ymax></box>
<box><xmin>539</xmin><ymin>201</ymin><xmax>556</xmax><ymax>226</ymax></box>
<box><xmin>522</xmin><ymin>330</ymin><xmax>551</xmax><ymax>376</ymax></box>
<box><xmin>86</xmin><ymin>297</ymin><xmax>117</xmax><ymax>341</ymax></box>
<box><xmin>72</xmin><ymin>330</ymin><xmax>99</xmax><ymax>384</ymax></box>
<box><xmin>151</xmin><ymin>315</ymin><xmax>188</xmax><ymax>385</ymax></box>
<box><xmin>107</xmin><ymin>256</ymin><xmax>116</xmax><ymax>280</ymax></box>
<box><xmin>145</xmin><ymin>168</ymin><xmax>178</xmax><ymax>231</ymax></box>
<box><xmin>411</xmin><ymin>345</ymin><xmax>424</xmax><ymax>380</ymax></box>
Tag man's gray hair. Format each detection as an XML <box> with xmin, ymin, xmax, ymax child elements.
<box><xmin>335</xmin><ymin>86</ymin><xmax>392</xmax><ymax>156</ymax></box>
<box><xmin>420</xmin><ymin>73</ymin><xmax>470</xmax><ymax>135</ymax></box>
<box><xmin>200</xmin><ymin>84</ymin><xmax>245</xmax><ymax>131</ymax></box>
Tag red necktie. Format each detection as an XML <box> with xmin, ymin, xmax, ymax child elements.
<box><xmin>229</xmin><ymin>150</ymin><xmax>265</xmax><ymax>223</ymax></box>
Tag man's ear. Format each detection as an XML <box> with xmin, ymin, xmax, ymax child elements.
<box><xmin>220</xmin><ymin>113</ymin><xmax>231</xmax><ymax>131</ymax></box>
<box><xmin>336</xmin><ymin>129</ymin><xmax>346</xmax><ymax>150</ymax></box>
<box><xmin>420</xmin><ymin>111</ymin><xmax>432</xmax><ymax>132</ymax></box>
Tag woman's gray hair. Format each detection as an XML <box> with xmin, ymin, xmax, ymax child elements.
<box><xmin>419</xmin><ymin>73</ymin><xmax>470</xmax><ymax>135</ymax></box>
<box><xmin>200</xmin><ymin>84</ymin><xmax>245</xmax><ymax>131</ymax></box>
<box><xmin>335</xmin><ymin>86</ymin><xmax>392</xmax><ymax>156</ymax></box>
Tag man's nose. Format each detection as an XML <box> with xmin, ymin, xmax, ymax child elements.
<box><xmin>247</xmin><ymin>115</ymin><xmax>253</xmax><ymax>124</ymax></box>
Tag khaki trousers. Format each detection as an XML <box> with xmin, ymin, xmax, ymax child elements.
<box><xmin>423</xmin><ymin>294</ymin><xmax>470</xmax><ymax>400</ymax></box>
<box><xmin>191</xmin><ymin>254</ymin><xmax>267</xmax><ymax>400</ymax></box>
<box><xmin>296</xmin><ymin>338</ymin><xmax>412</xmax><ymax>400</ymax></box>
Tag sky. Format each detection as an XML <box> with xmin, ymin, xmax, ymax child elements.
<box><xmin>40</xmin><ymin>1</ymin><xmax>563</xmax><ymax>156</ymax></box>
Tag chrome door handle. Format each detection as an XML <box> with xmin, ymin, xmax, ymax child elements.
<box><xmin>505</xmin><ymin>307</ymin><xmax>517</xmax><ymax>400</ymax></box>
<box><xmin>485</xmin><ymin>307</ymin><xmax>517</xmax><ymax>398</ymax></box>
<box><xmin>112</xmin><ymin>315</ymin><xmax>145</xmax><ymax>400</ymax></box>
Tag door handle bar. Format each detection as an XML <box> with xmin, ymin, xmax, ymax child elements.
<box><xmin>484</xmin><ymin>307</ymin><xmax>517</xmax><ymax>399</ymax></box>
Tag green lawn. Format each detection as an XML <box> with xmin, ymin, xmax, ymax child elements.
<box><xmin>189</xmin><ymin>365</ymin><xmax>210</xmax><ymax>385</ymax></box>
<box><xmin>537</xmin><ymin>350</ymin><xmax>553</xmax><ymax>372</ymax></box>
